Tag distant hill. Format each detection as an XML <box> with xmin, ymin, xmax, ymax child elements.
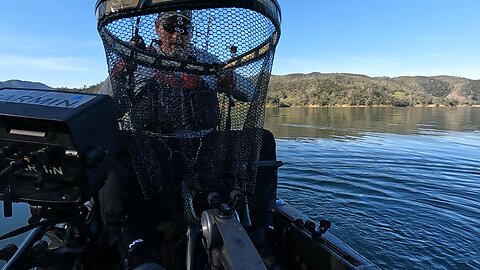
<box><xmin>267</xmin><ymin>73</ymin><xmax>480</xmax><ymax>107</ymax></box>
<box><xmin>4</xmin><ymin>74</ymin><xmax>480</xmax><ymax>107</ymax></box>
<box><xmin>0</xmin><ymin>80</ymin><xmax>51</xmax><ymax>90</ymax></box>
<box><xmin>56</xmin><ymin>82</ymin><xmax>103</xmax><ymax>94</ymax></box>
<box><xmin>0</xmin><ymin>79</ymin><xmax>102</xmax><ymax>94</ymax></box>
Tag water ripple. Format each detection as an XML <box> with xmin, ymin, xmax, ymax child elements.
<box><xmin>277</xmin><ymin>131</ymin><xmax>480</xmax><ymax>270</ymax></box>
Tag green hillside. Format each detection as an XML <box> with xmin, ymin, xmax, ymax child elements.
<box><xmin>50</xmin><ymin>73</ymin><xmax>480</xmax><ymax>107</ymax></box>
<box><xmin>267</xmin><ymin>73</ymin><xmax>480</xmax><ymax>107</ymax></box>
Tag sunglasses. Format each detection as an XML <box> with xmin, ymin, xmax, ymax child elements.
<box><xmin>162</xmin><ymin>23</ymin><xmax>191</xmax><ymax>35</ymax></box>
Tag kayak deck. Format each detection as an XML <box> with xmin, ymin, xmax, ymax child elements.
<box><xmin>273</xmin><ymin>201</ymin><xmax>379</xmax><ymax>270</ymax></box>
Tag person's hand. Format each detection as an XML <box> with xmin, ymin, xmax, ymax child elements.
<box><xmin>111</xmin><ymin>60</ymin><xmax>128</xmax><ymax>79</ymax></box>
<box><xmin>111</xmin><ymin>37</ymin><xmax>146</xmax><ymax>79</ymax></box>
<box><xmin>216</xmin><ymin>70</ymin><xmax>236</xmax><ymax>94</ymax></box>
<box><xmin>111</xmin><ymin>59</ymin><xmax>138</xmax><ymax>81</ymax></box>
<box><xmin>129</xmin><ymin>35</ymin><xmax>146</xmax><ymax>50</ymax></box>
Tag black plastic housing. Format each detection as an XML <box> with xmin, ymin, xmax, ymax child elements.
<box><xmin>0</xmin><ymin>87</ymin><xmax>118</xmax><ymax>207</ymax></box>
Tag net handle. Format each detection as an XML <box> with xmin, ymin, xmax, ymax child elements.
<box><xmin>99</xmin><ymin>28</ymin><xmax>279</xmax><ymax>74</ymax></box>
<box><xmin>95</xmin><ymin>0</ymin><xmax>281</xmax><ymax>33</ymax></box>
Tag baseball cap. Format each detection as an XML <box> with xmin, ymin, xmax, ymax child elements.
<box><xmin>157</xmin><ymin>10</ymin><xmax>192</xmax><ymax>23</ymax></box>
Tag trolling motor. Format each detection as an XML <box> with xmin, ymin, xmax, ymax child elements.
<box><xmin>0</xmin><ymin>87</ymin><xmax>118</xmax><ymax>269</ymax></box>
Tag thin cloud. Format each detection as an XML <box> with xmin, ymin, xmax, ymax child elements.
<box><xmin>418</xmin><ymin>37</ymin><xmax>479</xmax><ymax>40</ymax></box>
<box><xmin>272</xmin><ymin>55</ymin><xmax>480</xmax><ymax>80</ymax></box>
<box><xmin>0</xmin><ymin>37</ymin><xmax>102</xmax><ymax>50</ymax></box>
<box><xmin>273</xmin><ymin>56</ymin><xmax>400</xmax><ymax>76</ymax></box>
<box><xmin>0</xmin><ymin>54</ymin><xmax>89</xmax><ymax>71</ymax></box>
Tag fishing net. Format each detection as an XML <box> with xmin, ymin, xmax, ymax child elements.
<box><xmin>96</xmin><ymin>0</ymin><xmax>281</xmax><ymax>222</ymax></box>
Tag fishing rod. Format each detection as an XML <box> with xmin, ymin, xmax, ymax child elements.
<box><xmin>225</xmin><ymin>45</ymin><xmax>237</xmax><ymax>132</ymax></box>
<box><xmin>127</xmin><ymin>16</ymin><xmax>143</xmax><ymax>96</ymax></box>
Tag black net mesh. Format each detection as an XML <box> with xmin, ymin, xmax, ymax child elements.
<box><xmin>97</xmin><ymin>2</ymin><xmax>280</xmax><ymax>222</ymax></box>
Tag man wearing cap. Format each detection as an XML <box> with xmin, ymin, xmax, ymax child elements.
<box><xmin>98</xmin><ymin>10</ymin><xmax>280</xmax><ymax>270</ymax></box>
<box><xmin>99</xmin><ymin>10</ymin><xmax>249</xmax><ymax>102</ymax></box>
<box><xmin>153</xmin><ymin>10</ymin><xmax>194</xmax><ymax>58</ymax></box>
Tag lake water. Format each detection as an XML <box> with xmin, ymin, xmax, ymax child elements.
<box><xmin>265</xmin><ymin>107</ymin><xmax>480</xmax><ymax>270</ymax></box>
<box><xmin>1</xmin><ymin>107</ymin><xmax>479</xmax><ymax>269</ymax></box>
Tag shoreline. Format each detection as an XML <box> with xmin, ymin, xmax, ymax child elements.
<box><xmin>265</xmin><ymin>104</ymin><xmax>480</xmax><ymax>108</ymax></box>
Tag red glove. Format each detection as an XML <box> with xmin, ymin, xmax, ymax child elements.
<box><xmin>182</xmin><ymin>73</ymin><xmax>202</xmax><ymax>90</ymax></box>
<box><xmin>154</xmin><ymin>71</ymin><xmax>202</xmax><ymax>90</ymax></box>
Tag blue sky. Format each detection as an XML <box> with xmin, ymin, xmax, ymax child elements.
<box><xmin>0</xmin><ymin>0</ymin><xmax>479</xmax><ymax>88</ymax></box>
